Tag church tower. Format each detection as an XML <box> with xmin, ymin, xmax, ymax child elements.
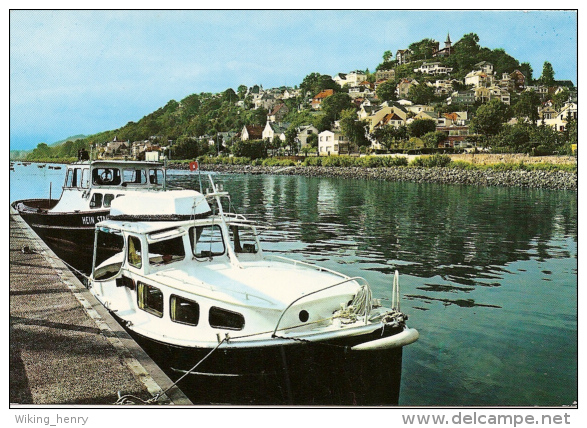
<box><xmin>444</xmin><ymin>32</ymin><xmax>452</xmax><ymax>50</ymax></box>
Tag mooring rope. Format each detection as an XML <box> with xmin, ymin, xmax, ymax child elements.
<box><xmin>20</xmin><ymin>245</ymin><xmax>92</xmax><ymax>283</ymax></box>
<box><xmin>114</xmin><ymin>337</ymin><xmax>228</xmax><ymax>405</ymax></box>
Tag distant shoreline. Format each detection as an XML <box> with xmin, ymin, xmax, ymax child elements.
<box><xmin>12</xmin><ymin>156</ymin><xmax>577</xmax><ymax>191</ymax></box>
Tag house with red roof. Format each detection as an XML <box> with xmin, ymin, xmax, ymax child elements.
<box><xmin>311</xmin><ymin>89</ymin><xmax>334</xmax><ymax>109</ymax></box>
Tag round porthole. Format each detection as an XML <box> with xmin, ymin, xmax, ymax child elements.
<box><xmin>299</xmin><ymin>310</ymin><xmax>309</xmax><ymax>323</ymax></box>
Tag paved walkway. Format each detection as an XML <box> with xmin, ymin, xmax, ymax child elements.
<box><xmin>9</xmin><ymin>208</ymin><xmax>191</xmax><ymax>405</ymax></box>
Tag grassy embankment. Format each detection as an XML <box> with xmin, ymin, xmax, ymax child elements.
<box><xmin>182</xmin><ymin>154</ymin><xmax>577</xmax><ymax>173</ymax></box>
<box><xmin>19</xmin><ymin>154</ymin><xmax>577</xmax><ymax>173</ymax></box>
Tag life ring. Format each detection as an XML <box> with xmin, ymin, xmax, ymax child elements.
<box><xmin>189</xmin><ymin>161</ymin><xmax>199</xmax><ymax>172</ymax></box>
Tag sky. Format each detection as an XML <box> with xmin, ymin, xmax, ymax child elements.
<box><xmin>9</xmin><ymin>8</ymin><xmax>579</xmax><ymax>151</ymax></box>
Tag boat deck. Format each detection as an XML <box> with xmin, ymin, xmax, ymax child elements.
<box><xmin>9</xmin><ymin>206</ymin><xmax>192</xmax><ymax>405</ymax></box>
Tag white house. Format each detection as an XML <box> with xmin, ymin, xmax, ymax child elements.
<box><xmin>474</xmin><ymin>61</ymin><xmax>494</xmax><ymax>75</ymax></box>
<box><xmin>262</xmin><ymin>121</ymin><xmax>289</xmax><ymax>143</ymax></box>
<box><xmin>366</xmin><ymin>106</ymin><xmax>408</xmax><ymax>133</ymax></box>
<box><xmin>318</xmin><ymin>130</ymin><xmax>354</xmax><ymax>155</ymax></box>
<box><xmin>295</xmin><ymin>124</ymin><xmax>319</xmax><ymax>149</ymax></box>
<box><xmin>413</xmin><ymin>62</ymin><xmax>453</xmax><ymax>75</ymax></box>
<box><xmin>334</xmin><ymin>70</ymin><xmax>367</xmax><ymax>87</ymax></box>
<box><xmin>542</xmin><ymin>102</ymin><xmax>577</xmax><ymax>131</ymax></box>
<box><xmin>465</xmin><ymin>70</ymin><xmax>494</xmax><ymax>88</ymax></box>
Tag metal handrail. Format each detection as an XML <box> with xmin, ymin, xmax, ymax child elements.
<box><xmin>271</xmin><ymin>276</ymin><xmax>370</xmax><ymax>337</ymax></box>
<box><xmin>265</xmin><ymin>255</ymin><xmax>352</xmax><ymax>280</ymax></box>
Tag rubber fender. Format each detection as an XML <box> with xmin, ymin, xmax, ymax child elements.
<box><xmin>351</xmin><ymin>327</ymin><xmax>419</xmax><ymax>351</ymax></box>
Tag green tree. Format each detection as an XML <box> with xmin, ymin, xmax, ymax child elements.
<box><xmin>407</xmin><ymin>119</ymin><xmax>437</xmax><ymax>138</ymax></box>
<box><xmin>284</xmin><ymin>126</ymin><xmax>298</xmax><ymax>154</ymax></box>
<box><xmin>339</xmin><ymin>109</ymin><xmax>369</xmax><ymax>147</ymax></box>
<box><xmin>28</xmin><ymin>143</ymin><xmax>52</xmax><ymax>159</ymax></box>
<box><xmin>551</xmin><ymin>88</ymin><xmax>570</xmax><ymax>111</ymax></box>
<box><xmin>539</xmin><ymin>61</ymin><xmax>555</xmax><ymax>87</ymax></box>
<box><xmin>512</xmin><ymin>90</ymin><xmax>541</xmax><ymax>123</ymax></box>
<box><xmin>383</xmin><ymin>50</ymin><xmax>393</xmax><ymax>62</ymax></box>
<box><xmin>422</xmin><ymin>131</ymin><xmax>448</xmax><ymax>149</ymax></box>
<box><xmin>300</xmin><ymin>72</ymin><xmax>338</xmax><ymax>97</ymax></box>
<box><xmin>470</xmin><ymin>98</ymin><xmax>511</xmax><ymax>137</ymax></box>
<box><xmin>407</xmin><ymin>83</ymin><xmax>436</xmax><ymax>105</ymax></box>
<box><xmin>321</xmin><ymin>92</ymin><xmax>353</xmax><ymax>122</ymax></box>
<box><xmin>409</xmin><ymin>38</ymin><xmax>437</xmax><ymax>60</ymax></box>
<box><xmin>376</xmin><ymin>79</ymin><xmax>398</xmax><ymax>103</ymax></box>
<box><xmin>231</xmin><ymin>140</ymin><xmax>267</xmax><ymax>159</ymax></box>
<box><xmin>221</xmin><ymin>88</ymin><xmax>237</xmax><ymax>103</ymax></box>
<box><xmin>306</xmin><ymin>133</ymin><xmax>318</xmax><ymax>154</ymax></box>
<box><xmin>487</xmin><ymin>48</ymin><xmax>520</xmax><ymax>76</ymax></box>
<box><xmin>495</xmin><ymin>123</ymin><xmax>532</xmax><ymax>153</ymax></box>
<box><xmin>237</xmin><ymin>85</ymin><xmax>248</xmax><ymax>99</ymax></box>
<box><xmin>372</xmin><ymin>125</ymin><xmax>407</xmax><ymax>151</ymax></box>
<box><xmin>445</xmin><ymin>33</ymin><xmax>481</xmax><ymax>78</ymax></box>
<box><xmin>519</xmin><ymin>62</ymin><xmax>533</xmax><ymax>85</ymax></box>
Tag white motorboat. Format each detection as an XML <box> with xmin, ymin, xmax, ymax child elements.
<box><xmin>88</xmin><ymin>175</ymin><xmax>419</xmax><ymax>405</ymax></box>
<box><xmin>12</xmin><ymin>157</ymin><xmax>168</xmax><ymax>272</ymax></box>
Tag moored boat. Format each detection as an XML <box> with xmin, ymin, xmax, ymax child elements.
<box><xmin>88</xmin><ymin>175</ymin><xmax>419</xmax><ymax>405</ymax></box>
<box><xmin>12</xmin><ymin>157</ymin><xmax>167</xmax><ymax>272</ymax></box>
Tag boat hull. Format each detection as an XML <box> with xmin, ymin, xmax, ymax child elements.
<box><xmin>12</xmin><ymin>198</ymin><xmax>107</xmax><ymax>273</ymax></box>
<box><xmin>126</xmin><ymin>323</ymin><xmax>405</xmax><ymax>405</ymax></box>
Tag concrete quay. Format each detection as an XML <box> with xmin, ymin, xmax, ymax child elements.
<box><xmin>9</xmin><ymin>207</ymin><xmax>192</xmax><ymax>405</ymax></box>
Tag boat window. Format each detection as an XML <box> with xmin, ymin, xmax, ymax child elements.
<box><xmin>209</xmin><ymin>306</ymin><xmax>245</xmax><ymax>330</ymax></box>
<box><xmin>92</xmin><ymin>168</ymin><xmax>121</xmax><ymax>185</ymax></box>
<box><xmin>229</xmin><ymin>225</ymin><xmax>258</xmax><ymax>254</ymax></box>
<box><xmin>149</xmin><ymin>236</ymin><xmax>185</xmax><ymax>266</ymax></box>
<box><xmin>170</xmin><ymin>295</ymin><xmax>200</xmax><ymax>326</ymax></box>
<box><xmin>93</xmin><ymin>229</ymin><xmax>124</xmax><ymax>281</ymax></box>
<box><xmin>137</xmin><ymin>282</ymin><xmax>163</xmax><ymax>318</ymax></box>
<box><xmin>190</xmin><ymin>225</ymin><xmax>225</xmax><ymax>258</ymax></box>
<box><xmin>122</xmin><ymin>168</ymin><xmax>147</xmax><ymax>185</ymax></box>
<box><xmin>64</xmin><ymin>168</ymin><xmax>84</xmax><ymax>188</ymax></box>
<box><xmin>64</xmin><ymin>169</ymin><xmax>73</xmax><ymax>187</ymax></box>
<box><xmin>128</xmin><ymin>235</ymin><xmax>142</xmax><ymax>269</ymax></box>
<box><xmin>149</xmin><ymin>169</ymin><xmax>164</xmax><ymax>184</ymax></box>
<box><xmin>90</xmin><ymin>193</ymin><xmax>103</xmax><ymax>209</ymax></box>
<box><xmin>81</xmin><ymin>168</ymin><xmax>90</xmax><ymax>189</ymax></box>
<box><xmin>103</xmin><ymin>194</ymin><xmax>115</xmax><ymax>208</ymax></box>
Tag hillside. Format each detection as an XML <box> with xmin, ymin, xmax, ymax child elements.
<box><xmin>21</xmin><ymin>32</ymin><xmax>575</xmax><ymax>161</ymax></box>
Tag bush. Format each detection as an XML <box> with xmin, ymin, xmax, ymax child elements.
<box><xmin>303</xmin><ymin>156</ymin><xmax>322</xmax><ymax>166</ymax></box>
<box><xmin>409</xmin><ymin>154</ymin><xmax>452</xmax><ymax>168</ymax></box>
<box><xmin>262</xmin><ymin>158</ymin><xmax>295</xmax><ymax>167</ymax></box>
<box><xmin>382</xmin><ymin>156</ymin><xmax>408</xmax><ymax>167</ymax></box>
<box><xmin>321</xmin><ymin>156</ymin><xmax>341</xmax><ymax>167</ymax></box>
<box><xmin>449</xmin><ymin>160</ymin><xmax>475</xmax><ymax>170</ymax></box>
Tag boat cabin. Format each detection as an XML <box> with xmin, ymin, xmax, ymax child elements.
<box><xmin>89</xmin><ymin>189</ymin><xmax>371</xmax><ymax>349</ymax></box>
<box><xmin>53</xmin><ymin>160</ymin><xmax>166</xmax><ymax>213</ymax></box>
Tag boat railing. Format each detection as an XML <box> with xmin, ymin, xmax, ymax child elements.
<box><xmin>265</xmin><ymin>255</ymin><xmax>350</xmax><ymax>279</ymax></box>
<box><xmin>272</xmin><ymin>275</ymin><xmax>371</xmax><ymax>337</ymax></box>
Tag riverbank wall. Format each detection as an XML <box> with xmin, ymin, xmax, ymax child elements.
<box><xmin>170</xmin><ymin>162</ymin><xmax>577</xmax><ymax>191</ymax></box>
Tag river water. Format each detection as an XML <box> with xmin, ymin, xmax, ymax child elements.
<box><xmin>10</xmin><ymin>163</ymin><xmax>578</xmax><ymax>406</ymax></box>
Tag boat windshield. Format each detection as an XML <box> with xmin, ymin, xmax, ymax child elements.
<box><xmin>93</xmin><ymin>229</ymin><xmax>124</xmax><ymax>280</ymax></box>
<box><xmin>122</xmin><ymin>168</ymin><xmax>147</xmax><ymax>185</ymax></box>
<box><xmin>148</xmin><ymin>236</ymin><xmax>186</xmax><ymax>266</ymax></box>
<box><xmin>229</xmin><ymin>225</ymin><xmax>258</xmax><ymax>254</ymax></box>
<box><xmin>189</xmin><ymin>225</ymin><xmax>225</xmax><ymax>258</ymax></box>
<box><xmin>64</xmin><ymin>167</ymin><xmax>90</xmax><ymax>188</ymax></box>
<box><xmin>92</xmin><ymin>168</ymin><xmax>122</xmax><ymax>186</ymax></box>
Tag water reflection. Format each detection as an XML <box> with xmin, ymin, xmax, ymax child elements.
<box><xmin>177</xmin><ymin>174</ymin><xmax>577</xmax><ymax>287</ymax></box>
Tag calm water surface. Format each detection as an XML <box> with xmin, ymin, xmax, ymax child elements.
<box><xmin>10</xmin><ymin>164</ymin><xmax>578</xmax><ymax>406</ymax></box>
